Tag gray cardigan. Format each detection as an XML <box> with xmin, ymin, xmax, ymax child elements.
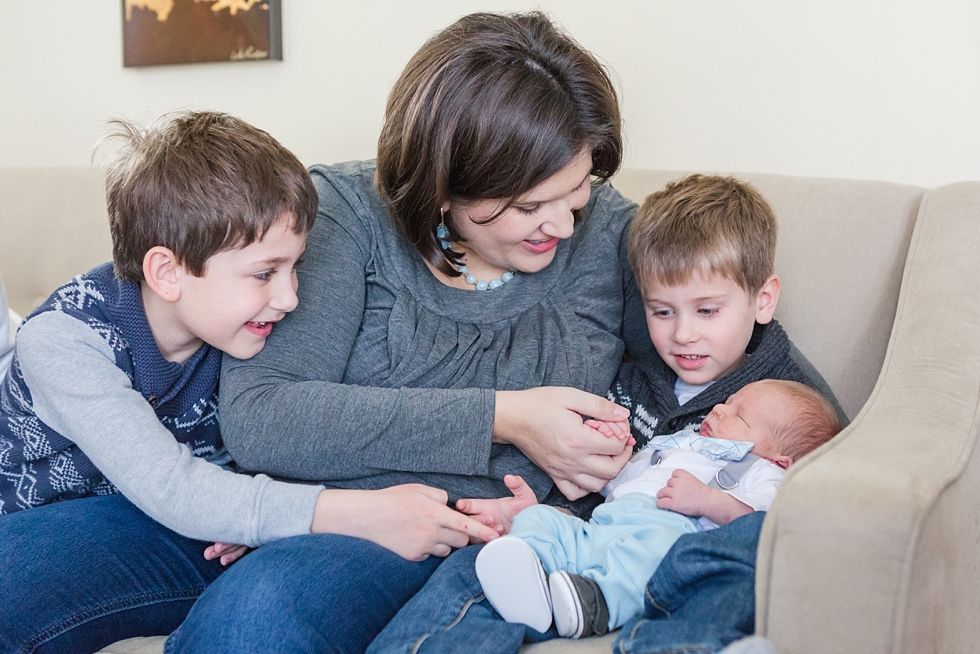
<box><xmin>219</xmin><ymin>160</ymin><xmax>642</xmax><ymax>504</ymax></box>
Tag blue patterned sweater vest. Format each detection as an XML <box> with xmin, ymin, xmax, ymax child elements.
<box><xmin>0</xmin><ymin>262</ymin><xmax>222</xmax><ymax>514</ymax></box>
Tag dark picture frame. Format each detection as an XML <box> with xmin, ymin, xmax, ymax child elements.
<box><xmin>122</xmin><ymin>0</ymin><xmax>282</xmax><ymax>67</ymax></box>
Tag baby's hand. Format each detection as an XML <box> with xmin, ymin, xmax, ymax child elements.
<box><xmin>204</xmin><ymin>542</ymin><xmax>251</xmax><ymax>567</ymax></box>
<box><xmin>456</xmin><ymin>474</ymin><xmax>538</xmax><ymax>536</ymax></box>
<box><xmin>654</xmin><ymin>469</ymin><xmax>715</xmax><ymax>517</ymax></box>
<box><xmin>656</xmin><ymin>469</ymin><xmax>755</xmax><ymax>526</ymax></box>
<box><xmin>584</xmin><ymin>418</ymin><xmax>633</xmax><ymax>444</ymax></box>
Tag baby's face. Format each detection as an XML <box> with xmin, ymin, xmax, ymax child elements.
<box><xmin>699</xmin><ymin>382</ymin><xmax>785</xmax><ymax>460</ymax></box>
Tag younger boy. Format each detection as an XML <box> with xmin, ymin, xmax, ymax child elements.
<box><xmin>611</xmin><ymin>173</ymin><xmax>842</xmax><ymax>451</ymax></box>
<box><xmin>473</xmin><ymin>378</ymin><xmax>840</xmax><ymax>638</ymax></box>
<box><xmin>0</xmin><ymin>111</ymin><xmax>324</xmax><ymax>546</ymax></box>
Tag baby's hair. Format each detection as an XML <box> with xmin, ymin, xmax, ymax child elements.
<box><xmin>97</xmin><ymin>110</ymin><xmax>318</xmax><ymax>282</ymax></box>
<box><xmin>763</xmin><ymin>380</ymin><xmax>842</xmax><ymax>460</ymax></box>
<box><xmin>627</xmin><ymin>174</ymin><xmax>777</xmax><ymax>295</ymax></box>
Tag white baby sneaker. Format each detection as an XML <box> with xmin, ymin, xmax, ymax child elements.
<box><xmin>475</xmin><ymin>536</ymin><xmax>553</xmax><ymax>633</ymax></box>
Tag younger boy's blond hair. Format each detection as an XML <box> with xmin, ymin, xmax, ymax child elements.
<box><xmin>627</xmin><ymin>174</ymin><xmax>777</xmax><ymax>295</ymax></box>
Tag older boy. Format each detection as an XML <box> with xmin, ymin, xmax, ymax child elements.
<box><xmin>367</xmin><ymin>175</ymin><xmax>842</xmax><ymax>654</ymax></box>
<box><xmin>0</xmin><ymin>111</ymin><xmax>323</xmax><ymax>537</ymax></box>
<box><xmin>0</xmin><ymin>111</ymin><xmax>322</xmax><ymax>652</ymax></box>
<box><xmin>473</xmin><ymin>379</ymin><xmax>840</xmax><ymax>638</ymax></box>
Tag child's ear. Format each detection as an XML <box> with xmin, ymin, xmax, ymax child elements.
<box><xmin>771</xmin><ymin>453</ymin><xmax>794</xmax><ymax>470</ymax></box>
<box><xmin>142</xmin><ymin>247</ymin><xmax>183</xmax><ymax>303</ymax></box>
<box><xmin>753</xmin><ymin>274</ymin><xmax>780</xmax><ymax>324</ymax></box>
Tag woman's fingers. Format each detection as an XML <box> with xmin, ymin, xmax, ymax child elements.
<box><xmin>559</xmin><ymin>387</ymin><xmax>629</xmax><ymax>423</ymax></box>
<box><xmin>555</xmin><ymin>478</ymin><xmax>590</xmax><ymax>500</ymax></box>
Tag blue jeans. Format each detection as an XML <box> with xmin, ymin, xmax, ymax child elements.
<box><xmin>0</xmin><ymin>494</ymin><xmax>225</xmax><ymax>654</ymax></box>
<box><xmin>614</xmin><ymin>511</ymin><xmax>764</xmax><ymax>654</ymax></box>
<box><xmin>165</xmin><ymin>532</ymin><xmax>444</xmax><ymax>653</ymax></box>
<box><xmin>367</xmin><ymin>544</ymin><xmax>556</xmax><ymax>654</ymax></box>
<box><xmin>368</xmin><ymin>513</ymin><xmax>765</xmax><ymax>654</ymax></box>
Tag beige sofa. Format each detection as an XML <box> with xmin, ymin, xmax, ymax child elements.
<box><xmin>2</xmin><ymin>166</ymin><xmax>979</xmax><ymax>654</ymax></box>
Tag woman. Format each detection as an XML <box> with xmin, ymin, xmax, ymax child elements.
<box><xmin>167</xmin><ymin>11</ymin><xmax>648</xmax><ymax>653</ymax></box>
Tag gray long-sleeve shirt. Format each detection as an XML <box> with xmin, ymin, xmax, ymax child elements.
<box><xmin>15</xmin><ymin>311</ymin><xmax>323</xmax><ymax>546</ymax></box>
<box><xmin>220</xmin><ymin>160</ymin><xmax>643</xmax><ymax>504</ymax></box>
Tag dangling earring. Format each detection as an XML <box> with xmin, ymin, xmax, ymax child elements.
<box><xmin>434</xmin><ymin>206</ymin><xmax>516</xmax><ymax>291</ymax></box>
<box><xmin>436</xmin><ymin>207</ymin><xmax>451</xmax><ymax>249</ymax></box>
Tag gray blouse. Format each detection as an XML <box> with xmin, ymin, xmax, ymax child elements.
<box><xmin>220</xmin><ymin>160</ymin><xmax>643</xmax><ymax>503</ymax></box>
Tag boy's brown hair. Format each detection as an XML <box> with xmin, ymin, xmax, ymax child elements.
<box><xmin>100</xmin><ymin>111</ymin><xmax>318</xmax><ymax>282</ymax></box>
<box><xmin>764</xmin><ymin>380</ymin><xmax>842</xmax><ymax>461</ymax></box>
<box><xmin>627</xmin><ymin>174</ymin><xmax>777</xmax><ymax>295</ymax></box>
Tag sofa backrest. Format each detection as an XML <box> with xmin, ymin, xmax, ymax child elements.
<box><xmin>611</xmin><ymin>170</ymin><xmax>922</xmax><ymax>420</ymax></box>
<box><xmin>0</xmin><ymin>167</ymin><xmax>112</xmax><ymax>317</ymax></box>
<box><xmin>0</xmin><ymin>166</ymin><xmax>923</xmax><ymax>420</ymax></box>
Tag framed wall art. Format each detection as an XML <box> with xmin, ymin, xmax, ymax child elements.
<box><xmin>122</xmin><ymin>0</ymin><xmax>282</xmax><ymax>67</ymax></box>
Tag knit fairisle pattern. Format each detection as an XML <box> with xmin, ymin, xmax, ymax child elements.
<box><xmin>0</xmin><ymin>263</ymin><xmax>221</xmax><ymax>514</ymax></box>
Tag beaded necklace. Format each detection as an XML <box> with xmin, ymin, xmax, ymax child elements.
<box><xmin>436</xmin><ymin>222</ymin><xmax>516</xmax><ymax>291</ymax></box>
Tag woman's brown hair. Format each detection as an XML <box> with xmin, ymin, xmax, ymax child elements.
<box><xmin>376</xmin><ymin>11</ymin><xmax>622</xmax><ymax>275</ymax></box>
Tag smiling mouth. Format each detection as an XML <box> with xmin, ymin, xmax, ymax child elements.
<box><xmin>245</xmin><ymin>321</ymin><xmax>274</xmax><ymax>337</ymax></box>
<box><xmin>675</xmin><ymin>354</ymin><xmax>708</xmax><ymax>370</ymax></box>
<box><xmin>523</xmin><ymin>237</ymin><xmax>559</xmax><ymax>254</ymax></box>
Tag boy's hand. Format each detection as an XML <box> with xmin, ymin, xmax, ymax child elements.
<box><xmin>311</xmin><ymin>486</ymin><xmax>500</xmax><ymax>562</ymax></box>
<box><xmin>656</xmin><ymin>469</ymin><xmax>754</xmax><ymax>525</ymax></box>
<box><xmin>456</xmin><ymin>474</ymin><xmax>538</xmax><ymax>536</ymax></box>
<box><xmin>204</xmin><ymin>542</ymin><xmax>251</xmax><ymax>566</ymax></box>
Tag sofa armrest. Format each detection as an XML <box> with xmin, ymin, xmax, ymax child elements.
<box><xmin>756</xmin><ymin>182</ymin><xmax>980</xmax><ymax>653</ymax></box>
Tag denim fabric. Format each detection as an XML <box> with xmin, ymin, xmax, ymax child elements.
<box><xmin>166</xmin><ymin>533</ymin><xmax>443</xmax><ymax>654</ymax></box>
<box><xmin>367</xmin><ymin>545</ymin><xmax>557</xmax><ymax>654</ymax></box>
<box><xmin>0</xmin><ymin>494</ymin><xmax>225</xmax><ymax>654</ymax></box>
<box><xmin>614</xmin><ymin>511</ymin><xmax>765</xmax><ymax>654</ymax></box>
<box><xmin>371</xmin><ymin>513</ymin><xmax>764</xmax><ymax>654</ymax></box>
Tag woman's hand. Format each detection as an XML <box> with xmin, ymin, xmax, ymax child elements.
<box><xmin>493</xmin><ymin>387</ymin><xmax>634</xmax><ymax>500</ymax></box>
<box><xmin>310</xmin><ymin>486</ymin><xmax>500</xmax><ymax>561</ymax></box>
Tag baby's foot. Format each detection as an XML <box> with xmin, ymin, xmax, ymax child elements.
<box><xmin>475</xmin><ymin>536</ymin><xmax>552</xmax><ymax>633</ymax></box>
<box><xmin>549</xmin><ymin>571</ymin><xmax>610</xmax><ymax>639</ymax></box>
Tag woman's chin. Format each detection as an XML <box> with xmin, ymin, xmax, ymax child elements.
<box><xmin>512</xmin><ymin>250</ymin><xmax>558</xmax><ymax>274</ymax></box>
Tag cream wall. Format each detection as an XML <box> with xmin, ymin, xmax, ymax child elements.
<box><xmin>1</xmin><ymin>0</ymin><xmax>978</xmax><ymax>187</ymax></box>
